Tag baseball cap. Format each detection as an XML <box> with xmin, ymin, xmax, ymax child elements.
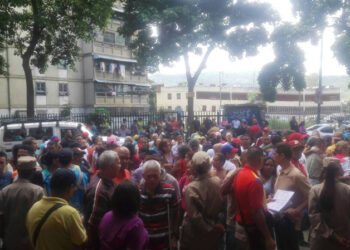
<box><xmin>81</xmin><ymin>132</ymin><xmax>89</xmax><ymax>139</ymax></box>
<box><xmin>288</xmin><ymin>133</ymin><xmax>308</xmax><ymax>141</ymax></box>
<box><xmin>288</xmin><ymin>140</ymin><xmax>304</xmax><ymax>149</ymax></box>
<box><xmin>17</xmin><ymin>156</ymin><xmax>37</xmax><ymax>170</ymax></box>
<box><xmin>221</xmin><ymin>144</ymin><xmax>234</xmax><ymax>155</ymax></box>
<box><xmin>50</xmin><ymin>136</ymin><xmax>60</xmax><ymax>142</ymax></box>
<box><xmin>192</xmin><ymin>151</ymin><xmax>210</xmax><ymax>166</ymax></box>
<box><xmin>107</xmin><ymin>135</ymin><xmax>118</xmax><ymax>145</ymax></box>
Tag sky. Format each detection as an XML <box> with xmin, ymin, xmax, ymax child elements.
<box><xmin>153</xmin><ymin>0</ymin><xmax>347</xmax><ymax>77</ymax></box>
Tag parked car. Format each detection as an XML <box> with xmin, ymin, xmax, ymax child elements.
<box><xmin>306</xmin><ymin>124</ymin><xmax>334</xmax><ymax>137</ymax></box>
<box><xmin>0</xmin><ymin>121</ymin><xmax>92</xmax><ymax>158</ymax></box>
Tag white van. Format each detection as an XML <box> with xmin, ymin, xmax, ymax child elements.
<box><xmin>0</xmin><ymin>121</ymin><xmax>92</xmax><ymax>158</ymax></box>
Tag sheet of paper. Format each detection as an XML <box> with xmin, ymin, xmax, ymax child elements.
<box><xmin>267</xmin><ymin>189</ymin><xmax>294</xmax><ymax>213</ymax></box>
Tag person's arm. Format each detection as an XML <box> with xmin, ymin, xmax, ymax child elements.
<box><xmin>249</xmin><ymin>181</ymin><xmax>275</xmax><ymax>249</ymax></box>
<box><xmin>285</xmin><ymin>174</ymin><xmax>311</xmax><ymax>218</ymax></box>
<box><xmin>69</xmin><ymin>210</ymin><xmax>88</xmax><ymax>249</ymax></box>
<box><xmin>253</xmin><ymin>209</ymin><xmax>275</xmax><ymax>249</ymax></box>
<box><xmin>220</xmin><ymin>169</ymin><xmax>240</xmax><ymax>196</ymax></box>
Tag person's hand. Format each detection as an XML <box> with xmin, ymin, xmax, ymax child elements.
<box><xmin>266</xmin><ymin>195</ymin><xmax>275</xmax><ymax>203</ymax></box>
<box><xmin>285</xmin><ymin>208</ymin><xmax>299</xmax><ymax>220</ymax></box>
<box><xmin>171</xmin><ymin>236</ymin><xmax>178</xmax><ymax>250</ymax></box>
<box><xmin>265</xmin><ymin>236</ymin><xmax>276</xmax><ymax>250</ymax></box>
<box><xmin>213</xmin><ymin>224</ymin><xmax>225</xmax><ymax>237</ymax></box>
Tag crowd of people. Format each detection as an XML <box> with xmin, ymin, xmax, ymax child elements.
<box><xmin>1</xmin><ymin>115</ymin><xmax>350</xmax><ymax>250</ymax></box>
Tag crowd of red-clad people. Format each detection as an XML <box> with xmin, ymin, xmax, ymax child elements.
<box><xmin>1</xmin><ymin>115</ymin><xmax>350</xmax><ymax>250</ymax></box>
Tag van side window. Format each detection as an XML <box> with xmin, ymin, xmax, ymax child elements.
<box><xmin>61</xmin><ymin>128</ymin><xmax>80</xmax><ymax>138</ymax></box>
<box><xmin>28</xmin><ymin>128</ymin><xmax>53</xmax><ymax>140</ymax></box>
<box><xmin>4</xmin><ymin>129</ymin><xmax>27</xmax><ymax>142</ymax></box>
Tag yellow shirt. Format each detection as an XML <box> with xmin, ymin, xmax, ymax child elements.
<box><xmin>326</xmin><ymin>144</ymin><xmax>336</xmax><ymax>156</ymax></box>
<box><xmin>26</xmin><ymin>196</ymin><xmax>87</xmax><ymax>250</ymax></box>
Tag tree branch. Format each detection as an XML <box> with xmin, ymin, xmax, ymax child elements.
<box><xmin>183</xmin><ymin>52</ymin><xmax>193</xmax><ymax>85</ymax></box>
<box><xmin>23</xmin><ymin>0</ymin><xmax>41</xmax><ymax>59</ymax></box>
<box><xmin>192</xmin><ymin>45</ymin><xmax>214</xmax><ymax>85</ymax></box>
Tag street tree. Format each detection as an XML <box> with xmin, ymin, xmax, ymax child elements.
<box><xmin>0</xmin><ymin>0</ymin><xmax>115</xmax><ymax>117</ymax></box>
<box><xmin>259</xmin><ymin>0</ymin><xmax>350</xmax><ymax>102</ymax></box>
<box><xmin>118</xmin><ymin>0</ymin><xmax>278</xmax><ymax>131</ymax></box>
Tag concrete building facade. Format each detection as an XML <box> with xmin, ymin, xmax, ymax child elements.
<box><xmin>156</xmin><ymin>84</ymin><xmax>342</xmax><ymax>114</ymax></box>
<box><xmin>0</xmin><ymin>2</ymin><xmax>150</xmax><ymax>116</ymax></box>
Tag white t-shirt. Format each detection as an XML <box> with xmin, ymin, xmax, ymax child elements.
<box><xmin>232</xmin><ymin>120</ymin><xmax>241</xmax><ymax>129</ymax></box>
<box><xmin>223</xmin><ymin>160</ymin><xmax>236</xmax><ymax>171</ymax></box>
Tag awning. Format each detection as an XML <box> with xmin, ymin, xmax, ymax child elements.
<box><xmin>93</xmin><ymin>54</ymin><xmax>137</xmax><ymax>63</ymax></box>
<box><xmin>112</xmin><ymin>7</ymin><xmax>124</xmax><ymax>13</ymax></box>
<box><xmin>94</xmin><ymin>79</ymin><xmax>151</xmax><ymax>88</ymax></box>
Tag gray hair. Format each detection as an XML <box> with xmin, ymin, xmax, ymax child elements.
<box><xmin>143</xmin><ymin>160</ymin><xmax>161</xmax><ymax>174</ymax></box>
<box><xmin>98</xmin><ymin>150</ymin><xmax>119</xmax><ymax>170</ymax></box>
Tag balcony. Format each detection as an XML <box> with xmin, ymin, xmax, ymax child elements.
<box><xmin>93</xmin><ymin>42</ymin><xmax>134</xmax><ymax>59</ymax></box>
<box><xmin>95</xmin><ymin>93</ymin><xmax>149</xmax><ymax>107</ymax></box>
<box><xmin>95</xmin><ymin>69</ymin><xmax>147</xmax><ymax>84</ymax></box>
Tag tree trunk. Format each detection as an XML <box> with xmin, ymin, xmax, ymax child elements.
<box><xmin>23</xmin><ymin>56</ymin><xmax>35</xmax><ymax>118</ymax></box>
<box><xmin>187</xmin><ymin>82</ymin><xmax>195</xmax><ymax>136</ymax></box>
<box><xmin>183</xmin><ymin>46</ymin><xmax>214</xmax><ymax>137</ymax></box>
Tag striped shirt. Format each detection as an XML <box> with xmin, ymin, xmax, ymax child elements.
<box><xmin>139</xmin><ymin>182</ymin><xmax>179</xmax><ymax>250</ymax></box>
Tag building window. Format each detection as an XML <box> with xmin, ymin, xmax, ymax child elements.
<box><xmin>202</xmin><ymin>105</ymin><xmax>207</xmax><ymax>112</ymax></box>
<box><xmin>115</xmin><ymin>33</ymin><xmax>126</xmax><ymax>46</ymax></box>
<box><xmin>212</xmin><ymin>106</ymin><xmax>216</xmax><ymax>112</ymax></box>
<box><xmin>177</xmin><ymin>93</ymin><xmax>181</xmax><ymax>100</ymax></box>
<box><xmin>168</xmin><ymin>93</ymin><xmax>172</xmax><ymax>100</ymax></box>
<box><xmin>168</xmin><ymin>106</ymin><xmax>172</xmax><ymax>110</ymax></box>
<box><xmin>103</xmin><ymin>32</ymin><xmax>115</xmax><ymax>44</ymax></box>
<box><xmin>59</xmin><ymin>83</ymin><xmax>69</xmax><ymax>96</ymax></box>
<box><xmin>36</xmin><ymin>82</ymin><xmax>46</xmax><ymax>96</ymax></box>
<box><xmin>57</xmin><ymin>60</ymin><xmax>67</xmax><ymax>70</ymax></box>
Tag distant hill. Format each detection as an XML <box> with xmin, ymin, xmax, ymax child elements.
<box><xmin>149</xmin><ymin>71</ymin><xmax>259</xmax><ymax>87</ymax></box>
<box><xmin>149</xmin><ymin>72</ymin><xmax>350</xmax><ymax>101</ymax></box>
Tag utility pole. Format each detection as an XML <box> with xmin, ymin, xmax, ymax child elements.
<box><xmin>219</xmin><ymin>72</ymin><xmax>223</xmax><ymax>109</ymax></box>
<box><xmin>316</xmin><ymin>31</ymin><xmax>324</xmax><ymax>124</ymax></box>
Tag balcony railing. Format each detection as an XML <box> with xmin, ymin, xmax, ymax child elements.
<box><xmin>95</xmin><ymin>69</ymin><xmax>147</xmax><ymax>83</ymax></box>
<box><xmin>93</xmin><ymin>42</ymin><xmax>134</xmax><ymax>59</ymax></box>
<box><xmin>95</xmin><ymin>93</ymin><xmax>149</xmax><ymax>106</ymax></box>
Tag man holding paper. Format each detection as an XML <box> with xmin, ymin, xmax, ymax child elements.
<box><xmin>233</xmin><ymin>147</ymin><xmax>275</xmax><ymax>250</ymax></box>
<box><xmin>273</xmin><ymin>143</ymin><xmax>311</xmax><ymax>250</ymax></box>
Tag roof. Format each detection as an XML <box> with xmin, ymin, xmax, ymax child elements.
<box><xmin>93</xmin><ymin>54</ymin><xmax>137</xmax><ymax>63</ymax></box>
<box><xmin>94</xmin><ymin>79</ymin><xmax>151</xmax><ymax>88</ymax></box>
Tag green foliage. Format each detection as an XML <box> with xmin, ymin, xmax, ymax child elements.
<box><xmin>259</xmin><ymin>0</ymin><xmax>350</xmax><ymax>102</ymax></box>
<box><xmin>119</xmin><ymin>0</ymin><xmax>277</xmax><ymax>73</ymax></box>
<box><xmin>0</xmin><ymin>0</ymin><xmax>115</xmax><ymax>116</ymax></box>
<box><xmin>1</xmin><ymin>0</ymin><xmax>115</xmax><ymax>71</ymax></box>
<box><xmin>149</xmin><ymin>85</ymin><xmax>157</xmax><ymax>112</ymax></box>
<box><xmin>60</xmin><ymin>105</ymin><xmax>72</xmax><ymax>117</ymax></box>
<box><xmin>87</xmin><ymin>110</ymin><xmax>111</xmax><ymax>130</ymax></box>
<box><xmin>267</xmin><ymin>118</ymin><xmax>289</xmax><ymax>131</ymax></box>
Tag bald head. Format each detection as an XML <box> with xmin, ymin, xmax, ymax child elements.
<box><xmin>213</xmin><ymin>143</ymin><xmax>222</xmax><ymax>154</ymax></box>
<box><xmin>116</xmin><ymin>146</ymin><xmax>130</xmax><ymax>170</ymax></box>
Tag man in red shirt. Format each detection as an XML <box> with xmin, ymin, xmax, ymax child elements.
<box><xmin>233</xmin><ymin>147</ymin><xmax>275</xmax><ymax>250</ymax></box>
<box><xmin>289</xmin><ymin>140</ymin><xmax>308</xmax><ymax>177</ymax></box>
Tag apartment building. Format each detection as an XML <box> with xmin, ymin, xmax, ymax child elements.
<box><xmin>156</xmin><ymin>84</ymin><xmax>342</xmax><ymax>114</ymax></box>
<box><xmin>0</xmin><ymin>2</ymin><xmax>150</xmax><ymax>116</ymax></box>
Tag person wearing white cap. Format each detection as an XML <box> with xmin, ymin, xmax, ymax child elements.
<box><xmin>181</xmin><ymin>151</ymin><xmax>224</xmax><ymax>250</ymax></box>
<box><xmin>0</xmin><ymin>156</ymin><xmax>44</xmax><ymax>249</ymax></box>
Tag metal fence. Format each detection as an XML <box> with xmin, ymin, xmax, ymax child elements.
<box><xmin>178</xmin><ymin>110</ymin><xmax>350</xmax><ymax>131</ymax></box>
<box><xmin>1</xmin><ymin>107</ymin><xmax>350</xmax><ymax>133</ymax></box>
<box><xmin>0</xmin><ymin>111</ymin><xmax>178</xmax><ymax>133</ymax></box>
